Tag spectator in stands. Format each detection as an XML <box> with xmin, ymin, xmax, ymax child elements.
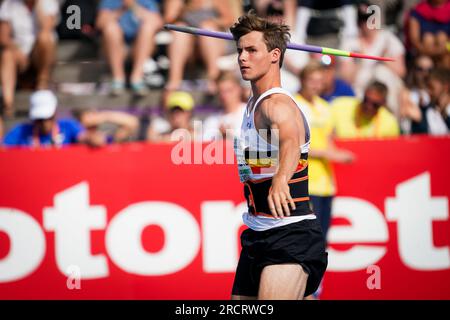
<box><xmin>96</xmin><ymin>0</ymin><xmax>163</xmax><ymax>96</ymax></box>
<box><xmin>202</xmin><ymin>71</ymin><xmax>245</xmax><ymax>141</ymax></box>
<box><xmin>311</xmin><ymin>54</ymin><xmax>355</xmax><ymax>103</ymax></box>
<box><xmin>409</xmin><ymin>68</ymin><xmax>450</xmax><ymax>135</ymax></box>
<box><xmin>295</xmin><ymin>60</ymin><xmax>354</xmax><ymax>242</ymax></box>
<box><xmin>340</xmin><ymin>2</ymin><xmax>406</xmax><ymax>117</ymax></box>
<box><xmin>331</xmin><ymin>81</ymin><xmax>400</xmax><ymax>139</ymax></box>
<box><xmin>73</xmin><ymin>109</ymin><xmax>140</xmax><ymax>143</ymax></box>
<box><xmin>0</xmin><ymin>0</ymin><xmax>60</xmax><ymax>117</ymax></box>
<box><xmin>3</xmin><ymin>90</ymin><xmax>106</xmax><ymax>147</ymax></box>
<box><xmin>282</xmin><ymin>0</ymin><xmax>359</xmax><ymax>78</ymax></box>
<box><xmin>147</xmin><ymin>91</ymin><xmax>196</xmax><ymax>142</ymax></box>
<box><xmin>369</xmin><ymin>0</ymin><xmax>404</xmax><ymax>33</ymax></box>
<box><xmin>295</xmin><ymin>60</ymin><xmax>354</xmax><ymax>301</ymax></box>
<box><xmin>163</xmin><ymin>0</ymin><xmax>237</xmax><ymax>95</ymax></box>
<box><xmin>406</xmin><ymin>0</ymin><xmax>450</xmax><ymax>67</ymax></box>
<box><xmin>399</xmin><ymin>54</ymin><xmax>434</xmax><ymax>134</ymax></box>
<box><xmin>251</xmin><ymin>0</ymin><xmax>284</xmax><ymax>22</ymax></box>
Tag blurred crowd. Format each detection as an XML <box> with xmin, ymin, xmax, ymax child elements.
<box><xmin>0</xmin><ymin>0</ymin><xmax>448</xmax><ymax>147</ymax></box>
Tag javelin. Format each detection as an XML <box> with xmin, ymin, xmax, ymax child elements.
<box><xmin>164</xmin><ymin>24</ymin><xmax>395</xmax><ymax>62</ymax></box>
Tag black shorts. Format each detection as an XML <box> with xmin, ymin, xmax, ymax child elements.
<box><xmin>231</xmin><ymin>218</ymin><xmax>328</xmax><ymax>297</ymax></box>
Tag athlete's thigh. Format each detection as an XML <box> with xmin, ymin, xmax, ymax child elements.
<box><xmin>258</xmin><ymin>263</ymin><xmax>308</xmax><ymax>300</ymax></box>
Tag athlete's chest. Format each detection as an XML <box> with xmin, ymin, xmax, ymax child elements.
<box><xmin>244</xmin><ymin>101</ymin><xmax>270</xmax><ymax>132</ymax></box>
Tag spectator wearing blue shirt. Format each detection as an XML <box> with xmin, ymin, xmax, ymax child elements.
<box><xmin>312</xmin><ymin>54</ymin><xmax>355</xmax><ymax>103</ymax></box>
<box><xmin>3</xmin><ymin>90</ymin><xmax>106</xmax><ymax>147</ymax></box>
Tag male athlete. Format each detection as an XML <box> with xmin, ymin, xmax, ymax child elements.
<box><xmin>230</xmin><ymin>11</ymin><xmax>328</xmax><ymax>300</ymax></box>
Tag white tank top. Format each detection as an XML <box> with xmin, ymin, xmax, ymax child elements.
<box><xmin>234</xmin><ymin>87</ymin><xmax>316</xmax><ymax>231</ymax></box>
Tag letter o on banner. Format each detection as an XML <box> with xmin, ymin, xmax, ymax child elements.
<box><xmin>106</xmin><ymin>202</ymin><xmax>201</xmax><ymax>275</ymax></box>
<box><xmin>0</xmin><ymin>208</ymin><xmax>46</xmax><ymax>283</ymax></box>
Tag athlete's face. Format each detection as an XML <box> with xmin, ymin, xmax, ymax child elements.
<box><xmin>237</xmin><ymin>31</ymin><xmax>280</xmax><ymax>81</ymax></box>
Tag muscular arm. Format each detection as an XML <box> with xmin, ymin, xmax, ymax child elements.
<box><xmin>258</xmin><ymin>95</ymin><xmax>304</xmax><ymax>218</ymax></box>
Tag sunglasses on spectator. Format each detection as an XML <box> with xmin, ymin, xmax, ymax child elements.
<box><xmin>363</xmin><ymin>96</ymin><xmax>384</xmax><ymax>108</ymax></box>
<box><xmin>415</xmin><ymin>66</ymin><xmax>432</xmax><ymax>73</ymax></box>
<box><xmin>34</xmin><ymin>116</ymin><xmax>55</xmax><ymax>123</ymax></box>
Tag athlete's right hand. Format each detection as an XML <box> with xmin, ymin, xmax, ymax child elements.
<box><xmin>267</xmin><ymin>176</ymin><xmax>296</xmax><ymax>219</ymax></box>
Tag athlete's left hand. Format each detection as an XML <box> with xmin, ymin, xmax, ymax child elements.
<box><xmin>268</xmin><ymin>176</ymin><xmax>296</xmax><ymax>219</ymax></box>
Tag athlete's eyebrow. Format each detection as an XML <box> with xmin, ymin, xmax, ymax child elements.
<box><xmin>237</xmin><ymin>45</ymin><xmax>257</xmax><ymax>51</ymax></box>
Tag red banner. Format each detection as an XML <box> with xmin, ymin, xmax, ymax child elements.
<box><xmin>0</xmin><ymin>136</ymin><xmax>449</xmax><ymax>299</ymax></box>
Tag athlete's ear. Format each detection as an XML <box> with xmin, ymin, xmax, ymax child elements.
<box><xmin>271</xmin><ymin>48</ymin><xmax>281</xmax><ymax>65</ymax></box>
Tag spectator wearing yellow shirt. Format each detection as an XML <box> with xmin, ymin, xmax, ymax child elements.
<box><xmin>331</xmin><ymin>81</ymin><xmax>400</xmax><ymax>139</ymax></box>
<box><xmin>296</xmin><ymin>61</ymin><xmax>354</xmax><ymax>241</ymax></box>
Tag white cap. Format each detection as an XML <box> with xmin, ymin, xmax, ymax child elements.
<box><xmin>29</xmin><ymin>90</ymin><xmax>58</xmax><ymax>120</ymax></box>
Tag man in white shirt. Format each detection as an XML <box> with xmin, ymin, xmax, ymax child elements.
<box><xmin>339</xmin><ymin>2</ymin><xmax>406</xmax><ymax>117</ymax></box>
<box><xmin>0</xmin><ymin>0</ymin><xmax>59</xmax><ymax>117</ymax></box>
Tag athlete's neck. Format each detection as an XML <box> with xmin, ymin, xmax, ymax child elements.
<box><xmin>250</xmin><ymin>67</ymin><xmax>281</xmax><ymax>99</ymax></box>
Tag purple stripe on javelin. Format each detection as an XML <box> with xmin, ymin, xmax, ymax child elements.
<box><xmin>167</xmin><ymin>25</ymin><xmax>235</xmax><ymax>41</ymax></box>
<box><xmin>165</xmin><ymin>24</ymin><xmax>324</xmax><ymax>54</ymax></box>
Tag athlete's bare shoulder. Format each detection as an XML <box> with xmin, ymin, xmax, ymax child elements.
<box><xmin>258</xmin><ymin>93</ymin><xmax>302</xmax><ymax>125</ymax></box>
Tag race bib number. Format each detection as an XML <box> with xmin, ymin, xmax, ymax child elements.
<box><xmin>233</xmin><ymin>137</ymin><xmax>252</xmax><ymax>182</ymax></box>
